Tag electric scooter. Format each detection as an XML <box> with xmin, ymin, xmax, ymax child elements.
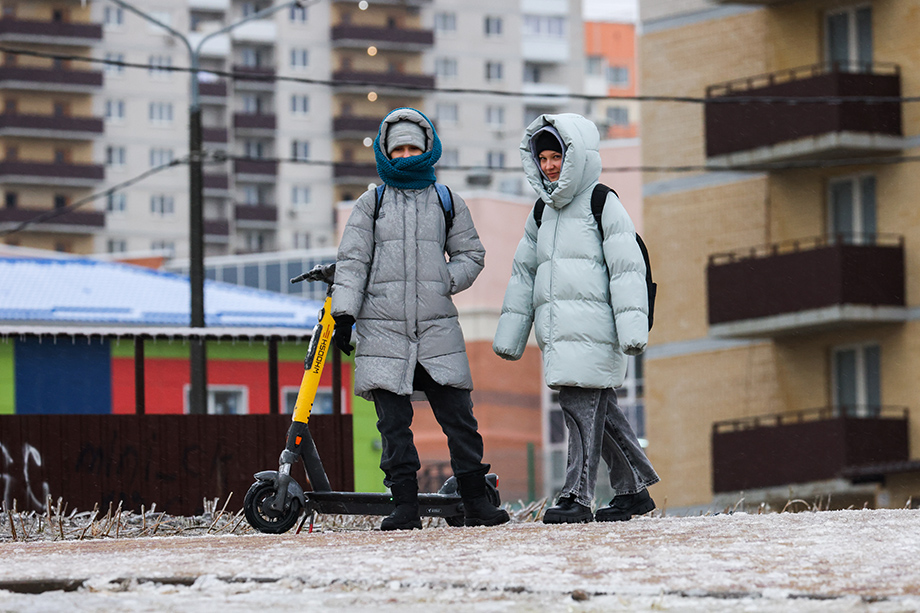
<box><xmin>243</xmin><ymin>263</ymin><xmax>503</xmax><ymax>534</ymax></box>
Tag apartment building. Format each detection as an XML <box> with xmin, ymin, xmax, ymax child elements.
<box><xmin>0</xmin><ymin>2</ymin><xmax>106</xmax><ymax>254</ymax></box>
<box><xmin>640</xmin><ymin>0</ymin><xmax>920</xmax><ymax>511</ymax></box>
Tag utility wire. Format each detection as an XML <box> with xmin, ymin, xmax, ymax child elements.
<box><xmin>0</xmin><ymin>44</ymin><xmax>914</xmax><ymax>105</ymax></box>
<box><xmin>0</xmin><ymin>157</ymin><xmax>187</xmax><ymax>237</ymax></box>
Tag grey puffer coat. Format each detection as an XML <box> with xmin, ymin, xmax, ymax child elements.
<box><xmin>492</xmin><ymin>113</ymin><xmax>648</xmax><ymax>389</ymax></box>
<box><xmin>332</xmin><ymin>112</ymin><xmax>485</xmax><ymax>400</ymax></box>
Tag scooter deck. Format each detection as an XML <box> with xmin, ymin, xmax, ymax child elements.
<box><xmin>306</xmin><ymin>490</ymin><xmax>464</xmax><ymax>518</ymax></box>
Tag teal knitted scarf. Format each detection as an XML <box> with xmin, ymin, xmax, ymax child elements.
<box><xmin>374</xmin><ymin>109</ymin><xmax>442</xmax><ymax>189</ymax></box>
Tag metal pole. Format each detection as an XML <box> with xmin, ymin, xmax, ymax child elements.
<box><xmin>268</xmin><ymin>337</ymin><xmax>280</xmax><ymax>415</ymax></box>
<box><xmin>134</xmin><ymin>336</ymin><xmax>145</xmax><ymax>415</ymax></box>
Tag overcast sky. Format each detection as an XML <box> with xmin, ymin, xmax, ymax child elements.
<box><xmin>583</xmin><ymin>0</ymin><xmax>638</xmax><ymax>22</ymax></box>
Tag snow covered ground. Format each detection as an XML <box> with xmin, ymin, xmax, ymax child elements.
<box><xmin>2</xmin><ymin>509</ymin><xmax>920</xmax><ymax>612</ymax></box>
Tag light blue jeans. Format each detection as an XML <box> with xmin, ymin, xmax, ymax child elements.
<box><xmin>558</xmin><ymin>387</ymin><xmax>660</xmax><ymax>508</ymax></box>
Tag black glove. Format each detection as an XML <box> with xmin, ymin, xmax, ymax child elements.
<box><xmin>332</xmin><ymin>315</ymin><xmax>355</xmax><ymax>356</ymax></box>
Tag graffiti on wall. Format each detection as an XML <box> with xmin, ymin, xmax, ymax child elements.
<box><xmin>1</xmin><ymin>442</ymin><xmax>51</xmax><ymax>512</ymax></box>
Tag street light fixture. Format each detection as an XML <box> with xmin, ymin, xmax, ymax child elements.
<box><xmin>106</xmin><ymin>0</ymin><xmax>313</xmax><ymax>414</ymax></box>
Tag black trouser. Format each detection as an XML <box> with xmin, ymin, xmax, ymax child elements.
<box><xmin>371</xmin><ymin>363</ymin><xmax>488</xmax><ymax>487</ymax></box>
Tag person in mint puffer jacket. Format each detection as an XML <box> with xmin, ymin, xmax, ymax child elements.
<box><xmin>332</xmin><ymin>107</ymin><xmax>509</xmax><ymax>531</ymax></box>
<box><xmin>493</xmin><ymin>113</ymin><xmax>659</xmax><ymax>524</ymax></box>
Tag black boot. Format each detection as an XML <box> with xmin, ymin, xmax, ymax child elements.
<box><xmin>594</xmin><ymin>489</ymin><xmax>655</xmax><ymax>522</ymax></box>
<box><xmin>380</xmin><ymin>479</ymin><xmax>422</xmax><ymax>531</ymax></box>
<box><xmin>542</xmin><ymin>495</ymin><xmax>593</xmax><ymax>524</ymax></box>
<box><xmin>457</xmin><ymin>473</ymin><xmax>510</xmax><ymax>527</ymax></box>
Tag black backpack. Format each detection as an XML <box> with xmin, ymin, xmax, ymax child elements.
<box><xmin>533</xmin><ymin>183</ymin><xmax>657</xmax><ymax>330</ymax></box>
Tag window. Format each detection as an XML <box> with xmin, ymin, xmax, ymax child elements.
<box><xmin>435</xmin><ymin>57</ymin><xmax>457</xmax><ymax>79</ymax></box>
<box><xmin>151</xmin><ymin>240</ymin><xmax>174</xmax><ymax>254</ymax></box>
<box><xmin>291</xmin><ymin>140</ymin><xmax>310</xmax><ymax>160</ymax></box>
<box><xmin>105</xmin><ymin>146</ymin><xmax>126</xmax><ymax>168</ymax></box>
<box><xmin>434</xmin><ymin>12</ymin><xmax>456</xmax><ymax>33</ymax></box>
<box><xmin>104</xmin><ymin>99</ymin><xmax>125</xmax><ymax>121</ymax></box>
<box><xmin>243</xmin><ymin>140</ymin><xmax>265</xmax><ymax>158</ymax></box>
<box><xmin>607</xmin><ymin>65</ymin><xmax>629</xmax><ymax>87</ymax></box>
<box><xmin>524</xmin><ymin>63</ymin><xmax>541</xmax><ymax>83</ymax></box>
<box><xmin>485</xmin><ymin>61</ymin><xmax>503</xmax><ymax>82</ymax></box>
<box><xmin>290</xmin><ymin>48</ymin><xmax>309</xmax><ymax>68</ymax></box>
<box><xmin>241</xmin><ymin>94</ymin><xmax>265</xmax><ymax>114</ymax></box>
<box><xmin>53</xmin><ymin>194</ymin><xmax>68</xmax><ymax>209</ymax></box>
<box><xmin>150</xmin><ymin>195</ymin><xmax>175</xmax><ymax>216</ymax></box>
<box><xmin>4</xmin><ymin>191</ymin><xmax>16</xmax><ymax>208</ymax></box>
<box><xmin>826</xmin><ymin>6</ymin><xmax>872</xmax><ymax>70</ymax></box>
<box><xmin>486</xmin><ymin>150</ymin><xmax>505</xmax><ymax>168</ymax></box>
<box><xmin>184</xmin><ymin>386</ymin><xmax>249</xmax><ymax>415</ymax></box>
<box><xmin>244</xmin><ymin>231</ymin><xmax>267</xmax><ymax>252</ymax></box>
<box><xmin>293</xmin><ymin>232</ymin><xmax>311</xmax><ymax>250</ymax></box>
<box><xmin>149</xmin><ymin>148</ymin><xmax>173</xmax><ymax>167</ymax></box>
<box><xmin>523</xmin><ymin>15</ymin><xmax>565</xmax><ymax>37</ymax></box>
<box><xmin>484</xmin><ymin>16</ymin><xmax>503</xmax><ymax>36</ymax></box>
<box><xmin>290</xmin><ymin>95</ymin><xmax>309</xmax><ymax>115</ymax></box>
<box><xmin>436</xmin><ymin>103</ymin><xmax>458</xmax><ymax>125</ymax></box>
<box><xmin>104</xmin><ymin>52</ymin><xmax>124</xmax><ymax>75</ymax></box>
<box><xmin>833</xmin><ymin>344</ymin><xmax>880</xmax><ymax>417</ymax></box>
<box><xmin>107</xmin><ymin>239</ymin><xmax>127</xmax><ymax>253</ymax></box>
<box><xmin>586</xmin><ymin>56</ymin><xmax>604</xmax><ymax>76</ymax></box>
<box><xmin>486</xmin><ymin>105</ymin><xmax>505</xmax><ymax>128</ymax></box>
<box><xmin>148</xmin><ymin>55</ymin><xmax>172</xmax><ymax>77</ymax></box>
<box><xmin>292</xmin><ymin>186</ymin><xmax>310</xmax><ymax>208</ymax></box>
<box><xmin>106</xmin><ymin>192</ymin><xmax>126</xmax><ymax>213</ymax></box>
<box><xmin>103</xmin><ymin>6</ymin><xmax>123</xmax><ymax>27</ymax></box>
<box><xmin>148</xmin><ymin>102</ymin><xmax>174</xmax><ymax>125</ymax></box>
<box><xmin>290</xmin><ymin>4</ymin><xmax>308</xmax><ymax>22</ymax></box>
<box><xmin>240</xmin><ymin>47</ymin><xmax>264</xmax><ymax>68</ymax></box>
<box><xmin>283</xmin><ymin>387</ymin><xmax>332</xmax><ymax>415</ymax></box>
<box><xmin>607</xmin><ymin>106</ymin><xmax>629</xmax><ymax>126</ymax></box>
<box><xmin>829</xmin><ymin>175</ymin><xmax>876</xmax><ymax>244</ymax></box>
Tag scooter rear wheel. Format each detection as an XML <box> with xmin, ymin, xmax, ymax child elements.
<box><xmin>244</xmin><ymin>480</ymin><xmax>303</xmax><ymax>534</ymax></box>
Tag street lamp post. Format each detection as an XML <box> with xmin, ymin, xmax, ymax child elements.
<box><xmin>107</xmin><ymin>0</ymin><xmax>309</xmax><ymax>414</ymax></box>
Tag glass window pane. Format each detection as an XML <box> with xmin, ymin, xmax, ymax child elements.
<box><xmin>826</xmin><ymin>12</ymin><xmax>850</xmax><ymax>67</ymax></box>
<box><xmin>865</xmin><ymin>345</ymin><xmax>881</xmax><ymax>416</ymax></box>
<box><xmin>835</xmin><ymin>349</ymin><xmax>857</xmax><ymax>415</ymax></box>
<box><xmin>830</xmin><ymin>180</ymin><xmax>854</xmax><ymax>241</ymax></box>
<box><xmin>860</xmin><ymin>176</ymin><xmax>877</xmax><ymax>240</ymax></box>
<box><xmin>856</xmin><ymin>7</ymin><xmax>873</xmax><ymax>66</ymax></box>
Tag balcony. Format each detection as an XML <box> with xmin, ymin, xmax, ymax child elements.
<box><xmin>233</xmin><ymin>159</ymin><xmax>277</xmax><ymax>183</ymax></box>
<box><xmin>333</xmin><ymin>161</ymin><xmax>377</xmax><ymax>184</ymax></box>
<box><xmin>332</xmin><ymin>115</ymin><xmax>380</xmax><ymax>137</ymax></box>
<box><xmin>0</xmin><ymin>65</ymin><xmax>103</xmax><ymax>93</ymax></box>
<box><xmin>0</xmin><ymin>161</ymin><xmax>104</xmax><ymax>187</ymax></box>
<box><xmin>0</xmin><ymin>18</ymin><xmax>102</xmax><ymax>46</ymax></box>
<box><xmin>707</xmin><ymin>235</ymin><xmax>906</xmax><ymax>337</ymax></box>
<box><xmin>231</xmin><ymin>20</ymin><xmax>277</xmax><ymax>44</ymax></box>
<box><xmin>705</xmin><ymin>62</ymin><xmax>902</xmax><ymax>167</ymax></box>
<box><xmin>522</xmin><ymin>38</ymin><xmax>569</xmax><ymax>64</ymax></box>
<box><xmin>203</xmin><ymin>174</ymin><xmax>230</xmax><ymax>197</ymax></box>
<box><xmin>204</xmin><ymin>219</ymin><xmax>230</xmax><ymax>242</ymax></box>
<box><xmin>231</xmin><ymin>65</ymin><xmax>275</xmax><ymax>91</ymax></box>
<box><xmin>712</xmin><ymin>406</ymin><xmax>909</xmax><ymax>493</ymax></box>
<box><xmin>198</xmin><ymin>80</ymin><xmax>228</xmax><ymax>102</ymax></box>
<box><xmin>0</xmin><ymin>206</ymin><xmax>104</xmax><ymax>233</ymax></box>
<box><xmin>0</xmin><ymin>113</ymin><xmax>103</xmax><ymax>140</ymax></box>
<box><xmin>232</xmin><ymin>113</ymin><xmax>276</xmax><ymax>134</ymax></box>
<box><xmin>331</xmin><ymin>25</ymin><xmax>433</xmax><ymax>50</ymax></box>
<box><xmin>234</xmin><ymin>204</ymin><xmax>277</xmax><ymax>227</ymax></box>
<box><xmin>202</xmin><ymin>127</ymin><xmax>228</xmax><ymax>144</ymax></box>
<box><xmin>332</xmin><ymin>69</ymin><xmax>435</xmax><ymax>91</ymax></box>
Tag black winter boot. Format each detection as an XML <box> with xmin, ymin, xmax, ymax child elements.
<box><xmin>542</xmin><ymin>495</ymin><xmax>593</xmax><ymax>524</ymax></box>
<box><xmin>594</xmin><ymin>489</ymin><xmax>655</xmax><ymax>522</ymax></box>
<box><xmin>380</xmin><ymin>480</ymin><xmax>422</xmax><ymax>531</ymax></box>
<box><xmin>457</xmin><ymin>473</ymin><xmax>510</xmax><ymax>527</ymax></box>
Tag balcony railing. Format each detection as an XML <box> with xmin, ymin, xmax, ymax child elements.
<box><xmin>705</xmin><ymin>62</ymin><xmax>902</xmax><ymax>164</ymax></box>
<box><xmin>0</xmin><ymin>161</ymin><xmax>105</xmax><ymax>185</ymax></box>
<box><xmin>331</xmin><ymin>24</ymin><xmax>434</xmax><ymax>48</ymax></box>
<box><xmin>231</xmin><ymin>65</ymin><xmax>275</xmax><ymax>86</ymax></box>
<box><xmin>198</xmin><ymin>81</ymin><xmax>228</xmax><ymax>98</ymax></box>
<box><xmin>707</xmin><ymin>234</ymin><xmax>905</xmax><ymax>336</ymax></box>
<box><xmin>0</xmin><ymin>18</ymin><xmax>102</xmax><ymax>44</ymax></box>
<box><xmin>332</xmin><ymin>69</ymin><xmax>435</xmax><ymax>90</ymax></box>
<box><xmin>203</xmin><ymin>174</ymin><xmax>229</xmax><ymax>191</ymax></box>
<box><xmin>0</xmin><ymin>65</ymin><xmax>104</xmax><ymax>91</ymax></box>
<box><xmin>712</xmin><ymin>406</ymin><xmax>909</xmax><ymax>492</ymax></box>
<box><xmin>202</xmin><ymin>127</ymin><xmax>228</xmax><ymax>143</ymax></box>
<box><xmin>333</xmin><ymin>161</ymin><xmax>377</xmax><ymax>182</ymax></box>
<box><xmin>333</xmin><ymin>116</ymin><xmax>382</xmax><ymax>135</ymax></box>
<box><xmin>234</xmin><ymin>204</ymin><xmax>277</xmax><ymax>222</ymax></box>
<box><xmin>0</xmin><ymin>113</ymin><xmax>103</xmax><ymax>138</ymax></box>
<box><xmin>232</xmin><ymin>113</ymin><xmax>276</xmax><ymax>131</ymax></box>
<box><xmin>204</xmin><ymin>219</ymin><xmax>230</xmax><ymax>236</ymax></box>
<box><xmin>0</xmin><ymin>206</ymin><xmax>105</xmax><ymax>230</ymax></box>
<box><xmin>233</xmin><ymin>158</ymin><xmax>277</xmax><ymax>177</ymax></box>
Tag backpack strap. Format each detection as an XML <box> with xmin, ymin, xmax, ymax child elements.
<box><xmin>532</xmin><ymin>198</ymin><xmax>546</xmax><ymax>228</ymax></box>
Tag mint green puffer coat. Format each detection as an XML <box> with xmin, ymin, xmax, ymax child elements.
<box><xmin>492</xmin><ymin>113</ymin><xmax>648</xmax><ymax>389</ymax></box>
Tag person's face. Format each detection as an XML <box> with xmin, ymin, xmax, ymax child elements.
<box><xmin>389</xmin><ymin>144</ymin><xmax>424</xmax><ymax>159</ymax></box>
<box><xmin>539</xmin><ymin>150</ymin><xmax>563</xmax><ymax>182</ymax></box>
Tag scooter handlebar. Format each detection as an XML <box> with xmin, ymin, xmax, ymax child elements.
<box><xmin>291</xmin><ymin>262</ymin><xmax>336</xmax><ymax>285</ymax></box>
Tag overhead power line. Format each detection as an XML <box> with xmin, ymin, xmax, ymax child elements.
<box><xmin>0</xmin><ymin>158</ymin><xmax>187</xmax><ymax>238</ymax></box>
<box><xmin>0</xmin><ymin>45</ymin><xmax>915</xmax><ymax>105</ymax></box>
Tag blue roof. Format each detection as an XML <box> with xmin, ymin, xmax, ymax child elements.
<box><xmin>0</xmin><ymin>258</ymin><xmax>323</xmax><ymax>328</ymax></box>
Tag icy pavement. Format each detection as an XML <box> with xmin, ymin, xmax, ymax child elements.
<box><xmin>2</xmin><ymin>509</ymin><xmax>920</xmax><ymax>612</ymax></box>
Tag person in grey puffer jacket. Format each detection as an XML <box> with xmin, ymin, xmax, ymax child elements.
<box><xmin>331</xmin><ymin>107</ymin><xmax>509</xmax><ymax>531</ymax></box>
<box><xmin>493</xmin><ymin>113</ymin><xmax>659</xmax><ymax>524</ymax></box>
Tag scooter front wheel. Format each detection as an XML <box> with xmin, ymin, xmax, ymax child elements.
<box><xmin>244</xmin><ymin>480</ymin><xmax>303</xmax><ymax>534</ymax></box>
